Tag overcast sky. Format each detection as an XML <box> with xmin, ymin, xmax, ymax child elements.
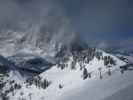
<box><xmin>59</xmin><ymin>0</ymin><xmax>133</xmax><ymax>49</ymax></box>
<box><xmin>0</xmin><ymin>0</ymin><xmax>133</xmax><ymax>49</ymax></box>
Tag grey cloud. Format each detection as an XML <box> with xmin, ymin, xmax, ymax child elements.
<box><xmin>60</xmin><ymin>0</ymin><xmax>133</xmax><ymax>49</ymax></box>
<box><xmin>0</xmin><ymin>0</ymin><xmax>77</xmax><ymax>47</ymax></box>
<box><xmin>0</xmin><ymin>0</ymin><xmax>133</xmax><ymax>50</ymax></box>
<box><xmin>63</xmin><ymin>0</ymin><xmax>133</xmax><ymax>33</ymax></box>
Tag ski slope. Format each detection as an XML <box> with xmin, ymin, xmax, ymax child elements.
<box><xmin>59</xmin><ymin>69</ymin><xmax>133</xmax><ymax>100</ymax></box>
<box><xmin>6</xmin><ymin>51</ymin><xmax>127</xmax><ymax>100</ymax></box>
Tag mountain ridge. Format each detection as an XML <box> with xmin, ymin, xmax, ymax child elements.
<box><xmin>0</xmin><ymin>45</ymin><xmax>127</xmax><ymax>100</ymax></box>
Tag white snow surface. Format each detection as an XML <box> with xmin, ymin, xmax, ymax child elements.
<box><xmin>6</xmin><ymin>51</ymin><xmax>128</xmax><ymax>100</ymax></box>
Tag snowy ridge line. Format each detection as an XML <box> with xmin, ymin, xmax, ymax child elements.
<box><xmin>0</xmin><ymin>48</ymin><xmax>127</xmax><ymax>100</ymax></box>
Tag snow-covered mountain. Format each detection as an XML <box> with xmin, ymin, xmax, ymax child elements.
<box><xmin>0</xmin><ymin>44</ymin><xmax>128</xmax><ymax>100</ymax></box>
<box><xmin>0</xmin><ymin>30</ymin><xmax>60</xmax><ymax>57</ymax></box>
<box><xmin>0</xmin><ymin>30</ymin><xmax>133</xmax><ymax>100</ymax></box>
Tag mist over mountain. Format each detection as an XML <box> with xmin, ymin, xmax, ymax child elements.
<box><xmin>0</xmin><ymin>0</ymin><xmax>133</xmax><ymax>51</ymax></box>
<box><xmin>0</xmin><ymin>0</ymin><xmax>133</xmax><ymax>100</ymax></box>
<box><xmin>0</xmin><ymin>0</ymin><xmax>82</xmax><ymax>57</ymax></box>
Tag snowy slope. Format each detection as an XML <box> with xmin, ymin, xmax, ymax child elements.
<box><xmin>0</xmin><ymin>70</ymin><xmax>25</xmax><ymax>100</ymax></box>
<box><xmin>59</xmin><ymin>68</ymin><xmax>133</xmax><ymax>100</ymax></box>
<box><xmin>4</xmin><ymin>49</ymin><xmax>127</xmax><ymax>100</ymax></box>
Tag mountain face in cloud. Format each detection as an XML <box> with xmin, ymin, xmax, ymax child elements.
<box><xmin>0</xmin><ymin>0</ymin><xmax>79</xmax><ymax>55</ymax></box>
<box><xmin>0</xmin><ymin>0</ymin><xmax>133</xmax><ymax>51</ymax></box>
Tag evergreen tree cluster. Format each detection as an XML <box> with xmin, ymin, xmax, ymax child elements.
<box><xmin>83</xmin><ymin>68</ymin><xmax>88</xmax><ymax>80</ymax></box>
<box><xmin>58</xmin><ymin>63</ymin><xmax>67</xmax><ymax>70</ymax></box>
<box><xmin>1</xmin><ymin>80</ymin><xmax>22</xmax><ymax>99</ymax></box>
<box><xmin>71</xmin><ymin>61</ymin><xmax>76</xmax><ymax>70</ymax></box>
<box><xmin>56</xmin><ymin>47</ymin><xmax>97</xmax><ymax>71</ymax></box>
<box><xmin>104</xmin><ymin>56</ymin><xmax>116</xmax><ymax>66</ymax></box>
<box><xmin>72</xmin><ymin>47</ymin><xmax>96</xmax><ymax>64</ymax></box>
<box><xmin>0</xmin><ymin>81</ymin><xmax>6</xmax><ymax>90</ymax></box>
<box><xmin>0</xmin><ymin>93</ymin><xmax>9</xmax><ymax>100</ymax></box>
<box><xmin>59</xmin><ymin>84</ymin><xmax>63</xmax><ymax>89</ymax></box>
<box><xmin>27</xmin><ymin>76</ymin><xmax>51</xmax><ymax>90</ymax></box>
<box><xmin>71</xmin><ymin>48</ymin><xmax>96</xmax><ymax>71</ymax></box>
<box><xmin>95</xmin><ymin>52</ymin><xmax>103</xmax><ymax>60</ymax></box>
<box><xmin>57</xmin><ymin>54</ymin><xmax>69</xmax><ymax>70</ymax></box>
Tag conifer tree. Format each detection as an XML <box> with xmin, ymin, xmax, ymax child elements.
<box><xmin>83</xmin><ymin>68</ymin><xmax>88</xmax><ymax>80</ymax></box>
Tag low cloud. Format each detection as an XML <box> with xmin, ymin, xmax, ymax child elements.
<box><xmin>0</xmin><ymin>0</ymin><xmax>78</xmax><ymax>48</ymax></box>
